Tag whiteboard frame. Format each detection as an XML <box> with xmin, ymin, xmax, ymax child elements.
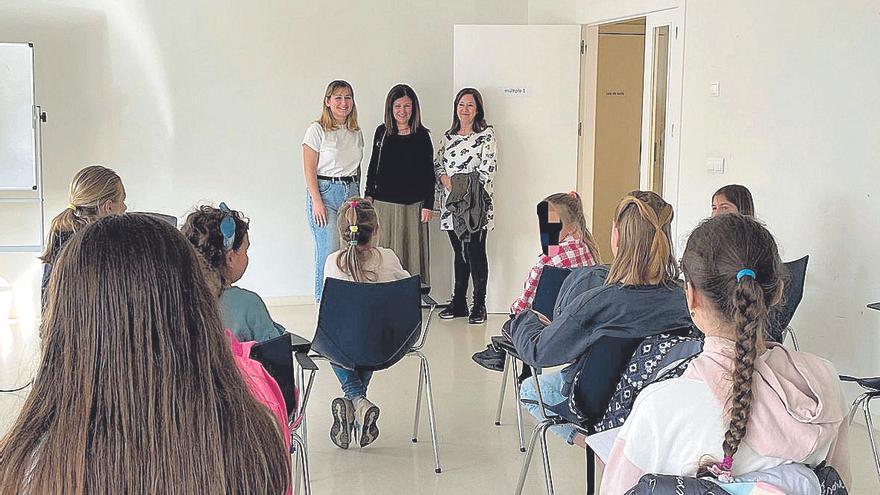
<box><xmin>0</xmin><ymin>43</ymin><xmax>44</xmax><ymax>253</ymax></box>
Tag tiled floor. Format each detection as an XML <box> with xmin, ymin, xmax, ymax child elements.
<box><xmin>2</xmin><ymin>306</ymin><xmax>878</xmax><ymax>494</ymax></box>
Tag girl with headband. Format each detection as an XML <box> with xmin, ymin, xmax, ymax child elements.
<box><xmin>323</xmin><ymin>197</ymin><xmax>409</xmax><ymax>450</ymax></box>
<box><xmin>600</xmin><ymin>213</ymin><xmax>849</xmax><ymax>493</ymax></box>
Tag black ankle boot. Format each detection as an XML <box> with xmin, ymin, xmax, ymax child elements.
<box><xmin>439</xmin><ymin>302</ymin><xmax>468</xmax><ymax>319</ymax></box>
<box><xmin>468</xmin><ymin>304</ymin><xmax>487</xmax><ymax>324</ymax></box>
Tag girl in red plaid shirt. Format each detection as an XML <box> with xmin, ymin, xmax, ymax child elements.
<box><xmin>509</xmin><ymin>192</ymin><xmax>600</xmax><ymax>314</ymax></box>
<box><xmin>473</xmin><ymin>192</ymin><xmax>599</xmax><ymax>371</ymax></box>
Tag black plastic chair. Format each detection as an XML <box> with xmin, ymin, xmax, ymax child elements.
<box><xmin>309</xmin><ymin>275</ymin><xmax>442</xmax><ymax>473</ymax></box>
<box><xmin>838</xmin><ymin>302</ymin><xmax>880</xmax><ymax>484</ymax></box>
<box><xmin>250</xmin><ymin>332</ymin><xmax>317</xmax><ymax>495</ymax></box>
<box><xmin>768</xmin><ymin>255</ymin><xmax>809</xmax><ymax>349</ymax></box>
<box><xmin>494</xmin><ymin>266</ymin><xmax>572</xmax><ymax>452</ymax></box>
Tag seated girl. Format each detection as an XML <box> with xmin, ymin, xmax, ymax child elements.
<box><xmin>712</xmin><ymin>183</ymin><xmax>755</xmax><ymax>217</ymax></box>
<box><xmin>0</xmin><ymin>214</ymin><xmax>289</xmax><ymax>493</ymax></box>
<box><xmin>472</xmin><ymin>191</ymin><xmax>600</xmax><ymax>371</ymax></box>
<box><xmin>599</xmin><ymin>213</ymin><xmax>849</xmax><ymax>494</ymax></box>
<box><xmin>41</xmin><ymin>164</ymin><xmax>127</xmax><ymax>302</ymax></box>
<box><xmin>182</xmin><ymin>203</ymin><xmax>285</xmax><ymax>343</ymax></box>
<box><xmin>510</xmin><ymin>191</ymin><xmax>693</xmax><ymax>448</ymax></box>
<box><xmin>324</xmin><ymin>197</ymin><xmax>410</xmax><ymax>449</ymax></box>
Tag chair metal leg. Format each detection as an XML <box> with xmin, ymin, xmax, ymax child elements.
<box><xmin>585</xmin><ymin>446</ymin><xmax>596</xmax><ymax>495</ymax></box>
<box><xmin>848</xmin><ymin>393</ymin><xmax>867</xmax><ymax>425</ymax></box>
<box><xmin>412</xmin><ymin>359</ymin><xmax>425</xmax><ymax>442</ymax></box>
<box><xmin>419</xmin><ymin>352</ymin><xmax>442</xmax><ymax>474</ymax></box>
<box><xmin>495</xmin><ymin>354</ymin><xmax>511</xmax><ymax>426</ymax></box>
<box><xmin>538</xmin><ymin>422</ymin><xmax>555</xmax><ymax>495</ymax></box>
<box><xmin>511</xmin><ymin>359</ymin><xmax>526</xmax><ymax>452</ymax></box>
<box><xmin>516</xmin><ymin>420</ymin><xmax>554</xmax><ymax>495</ymax></box>
<box><xmin>292</xmin><ymin>433</ymin><xmax>311</xmax><ymax>495</ymax></box>
<box><xmin>782</xmin><ymin>326</ymin><xmax>800</xmax><ymax>350</ymax></box>
<box><xmin>863</xmin><ymin>396</ymin><xmax>880</xmax><ymax>484</ymax></box>
<box><xmin>516</xmin><ymin>421</ymin><xmax>544</xmax><ymax>495</ymax></box>
<box><xmin>299</xmin><ymin>366</ymin><xmax>309</xmax><ymax>462</ymax></box>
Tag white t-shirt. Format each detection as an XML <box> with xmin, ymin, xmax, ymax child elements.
<box><xmin>323</xmin><ymin>247</ymin><xmax>410</xmax><ymax>283</ymax></box>
<box><xmin>302</xmin><ymin>122</ymin><xmax>364</xmax><ymax>177</ymax></box>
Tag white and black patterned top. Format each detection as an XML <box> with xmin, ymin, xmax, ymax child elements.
<box><xmin>433</xmin><ymin>127</ymin><xmax>497</xmax><ymax>231</ymax></box>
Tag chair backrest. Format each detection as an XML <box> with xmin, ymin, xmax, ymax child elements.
<box><xmin>569</xmin><ymin>335</ymin><xmax>644</xmax><ymax>427</ymax></box>
<box><xmin>531</xmin><ymin>266</ymin><xmax>571</xmax><ymax>319</ymax></box>
<box><xmin>250</xmin><ymin>332</ymin><xmax>298</xmax><ymax>419</ymax></box>
<box><xmin>767</xmin><ymin>255</ymin><xmax>809</xmax><ymax>342</ymax></box>
<box><xmin>312</xmin><ymin>275</ymin><xmax>422</xmax><ymax>371</ymax></box>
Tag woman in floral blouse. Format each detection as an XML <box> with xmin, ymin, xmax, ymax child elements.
<box><xmin>434</xmin><ymin>88</ymin><xmax>497</xmax><ymax>324</ymax></box>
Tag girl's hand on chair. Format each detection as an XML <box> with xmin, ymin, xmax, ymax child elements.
<box><xmin>531</xmin><ymin>310</ymin><xmax>551</xmax><ymax>326</ymax></box>
<box><xmin>420</xmin><ymin>209</ymin><xmax>433</xmax><ymax>223</ymax></box>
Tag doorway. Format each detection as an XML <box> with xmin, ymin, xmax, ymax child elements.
<box><xmin>578</xmin><ymin>10</ymin><xmax>683</xmax><ymax>261</ymax></box>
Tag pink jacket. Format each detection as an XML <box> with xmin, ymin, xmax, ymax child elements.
<box><xmin>600</xmin><ymin>336</ymin><xmax>850</xmax><ymax>494</ymax></box>
<box><xmin>227</xmin><ymin>330</ymin><xmax>291</xmax><ymax>452</ymax></box>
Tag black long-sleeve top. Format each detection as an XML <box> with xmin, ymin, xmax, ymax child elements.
<box><xmin>364</xmin><ymin>125</ymin><xmax>436</xmax><ymax>209</ymax></box>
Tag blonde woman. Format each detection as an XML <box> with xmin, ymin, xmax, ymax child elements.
<box><xmin>303</xmin><ymin>80</ymin><xmax>364</xmax><ymax>301</ymax></box>
<box><xmin>40</xmin><ymin>165</ymin><xmax>127</xmax><ymax>301</ymax></box>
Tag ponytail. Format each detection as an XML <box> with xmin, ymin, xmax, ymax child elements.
<box><xmin>41</xmin><ymin>165</ymin><xmax>124</xmax><ymax>263</ymax></box>
<box><xmin>336</xmin><ymin>198</ymin><xmax>380</xmax><ymax>282</ymax></box>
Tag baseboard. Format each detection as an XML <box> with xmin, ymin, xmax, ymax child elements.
<box><xmin>265</xmin><ymin>295</ymin><xmax>314</xmax><ymax>308</ymax></box>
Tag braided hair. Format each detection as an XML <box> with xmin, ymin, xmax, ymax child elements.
<box><xmin>544</xmin><ymin>191</ymin><xmax>600</xmax><ymax>261</ymax></box>
<box><xmin>681</xmin><ymin>213</ymin><xmax>786</xmax><ymax>477</ymax></box>
<box><xmin>335</xmin><ymin>197</ymin><xmax>380</xmax><ymax>282</ymax></box>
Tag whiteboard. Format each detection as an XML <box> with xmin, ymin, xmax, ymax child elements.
<box><xmin>0</xmin><ymin>43</ymin><xmax>37</xmax><ymax>190</ymax></box>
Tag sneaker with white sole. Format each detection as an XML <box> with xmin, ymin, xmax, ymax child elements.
<box><xmin>355</xmin><ymin>398</ymin><xmax>381</xmax><ymax>448</ymax></box>
<box><xmin>329</xmin><ymin>397</ymin><xmax>354</xmax><ymax>449</ymax></box>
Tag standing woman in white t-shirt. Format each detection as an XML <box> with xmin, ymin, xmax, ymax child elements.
<box><xmin>302</xmin><ymin>80</ymin><xmax>365</xmax><ymax>301</ymax></box>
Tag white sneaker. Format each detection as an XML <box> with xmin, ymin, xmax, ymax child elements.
<box><xmin>329</xmin><ymin>397</ymin><xmax>354</xmax><ymax>449</ymax></box>
<box><xmin>355</xmin><ymin>398</ymin><xmax>380</xmax><ymax>448</ymax></box>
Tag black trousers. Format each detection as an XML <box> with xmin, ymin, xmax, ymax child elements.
<box><xmin>446</xmin><ymin>230</ymin><xmax>488</xmax><ymax>308</ymax></box>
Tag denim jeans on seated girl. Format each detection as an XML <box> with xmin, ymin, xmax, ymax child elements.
<box><xmin>306</xmin><ymin>179</ymin><xmax>359</xmax><ymax>300</ymax></box>
<box><xmin>331</xmin><ymin>364</ymin><xmax>373</xmax><ymax>401</ymax></box>
<box><xmin>520</xmin><ymin>370</ymin><xmax>578</xmax><ymax>444</ymax></box>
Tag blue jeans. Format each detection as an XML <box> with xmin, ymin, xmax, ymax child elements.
<box><xmin>306</xmin><ymin>179</ymin><xmax>360</xmax><ymax>300</ymax></box>
<box><xmin>519</xmin><ymin>370</ymin><xmax>577</xmax><ymax>444</ymax></box>
<box><xmin>331</xmin><ymin>365</ymin><xmax>373</xmax><ymax>401</ymax></box>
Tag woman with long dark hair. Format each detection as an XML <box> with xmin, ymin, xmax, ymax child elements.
<box><xmin>365</xmin><ymin>84</ymin><xmax>435</xmax><ymax>284</ymax></box>
<box><xmin>435</xmin><ymin>87</ymin><xmax>497</xmax><ymax>324</ymax></box>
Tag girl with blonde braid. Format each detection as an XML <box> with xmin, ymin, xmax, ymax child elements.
<box><xmin>323</xmin><ymin>197</ymin><xmax>409</xmax><ymax>449</ymax></box>
<box><xmin>510</xmin><ymin>191</ymin><xmax>692</xmax><ymax>447</ymax></box>
<box><xmin>600</xmin><ymin>213</ymin><xmax>850</xmax><ymax>494</ymax></box>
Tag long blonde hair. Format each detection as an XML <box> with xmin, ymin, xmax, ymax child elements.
<box><xmin>2</xmin><ymin>214</ymin><xmax>290</xmax><ymax>493</ymax></box>
<box><xmin>606</xmin><ymin>190</ymin><xmax>679</xmax><ymax>286</ymax></box>
<box><xmin>336</xmin><ymin>197</ymin><xmax>380</xmax><ymax>282</ymax></box>
<box><xmin>318</xmin><ymin>80</ymin><xmax>360</xmax><ymax>132</ymax></box>
<box><xmin>544</xmin><ymin>191</ymin><xmax>600</xmax><ymax>260</ymax></box>
<box><xmin>40</xmin><ymin>165</ymin><xmax>124</xmax><ymax>263</ymax></box>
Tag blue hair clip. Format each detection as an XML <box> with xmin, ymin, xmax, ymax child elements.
<box><xmin>218</xmin><ymin>202</ymin><xmax>236</xmax><ymax>250</ymax></box>
<box><xmin>736</xmin><ymin>268</ymin><xmax>756</xmax><ymax>281</ymax></box>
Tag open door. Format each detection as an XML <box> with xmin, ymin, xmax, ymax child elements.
<box><xmin>453</xmin><ymin>25</ymin><xmax>582</xmax><ymax>313</ymax></box>
<box><xmin>639</xmin><ymin>9</ymin><xmax>684</xmax><ymax>236</ymax></box>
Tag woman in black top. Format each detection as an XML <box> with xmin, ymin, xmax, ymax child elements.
<box><xmin>364</xmin><ymin>84</ymin><xmax>435</xmax><ymax>284</ymax></box>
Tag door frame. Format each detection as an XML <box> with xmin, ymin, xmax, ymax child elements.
<box><xmin>577</xmin><ymin>5</ymin><xmax>686</xmax><ymax>240</ymax></box>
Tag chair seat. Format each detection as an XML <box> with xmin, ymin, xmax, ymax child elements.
<box><xmin>840</xmin><ymin>375</ymin><xmax>880</xmax><ymax>391</ymax></box>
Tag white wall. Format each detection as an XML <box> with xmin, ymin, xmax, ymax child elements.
<box><xmin>676</xmin><ymin>0</ymin><xmax>880</xmax><ymax>382</ymax></box>
<box><xmin>0</xmin><ymin>0</ymin><xmax>528</xmax><ymax>300</ymax></box>
<box><xmin>531</xmin><ymin>0</ymin><xmax>880</xmax><ymax>387</ymax></box>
